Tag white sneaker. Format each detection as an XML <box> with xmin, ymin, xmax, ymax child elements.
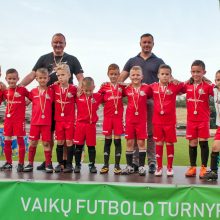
<box><xmin>121</xmin><ymin>165</ymin><xmax>134</xmax><ymax>175</ymax></box>
<box><xmin>167</xmin><ymin>168</ymin><xmax>174</xmax><ymax>177</ymax></box>
<box><xmin>155</xmin><ymin>167</ymin><xmax>163</xmax><ymax>176</ymax></box>
<box><xmin>138</xmin><ymin>166</ymin><xmax>146</xmax><ymax>176</ymax></box>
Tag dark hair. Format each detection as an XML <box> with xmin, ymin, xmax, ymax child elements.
<box><xmin>36</xmin><ymin>68</ymin><xmax>49</xmax><ymax>76</ymax></box>
<box><xmin>215</xmin><ymin>70</ymin><xmax>220</xmax><ymax>77</ymax></box>
<box><xmin>191</xmin><ymin>60</ymin><xmax>205</xmax><ymax>70</ymax></box>
<box><xmin>158</xmin><ymin>64</ymin><xmax>172</xmax><ymax>74</ymax></box>
<box><xmin>107</xmin><ymin>63</ymin><xmax>120</xmax><ymax>73</ymax></box>
<box><xmin>52</xmin><ymin>33</ymin><xmax>66</xmax><ymax>42</ymax></box>
<box><xmin>82</xmin><ymin>77</ymin><xmax>94</xmax><ymax>87</ymax></box>
<box><xmin>6</xmin><ymin>68</ymin><xmax>18</xmax><ymax>75</ymax></box>
<box><xmin>140</xmin><ymin>33</ymin><xmax>154</xmax><ymax>41</ymax></box>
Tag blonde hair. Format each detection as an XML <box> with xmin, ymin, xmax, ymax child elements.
<box><xmin>55</xmin><ymin>63</ymin><xmax>70</xmax><ymax>75</ymax></box>
<box><xmin>130</xmin><ymin>66</ymin><xmax>143</xmax><ymax>74</ymax></box>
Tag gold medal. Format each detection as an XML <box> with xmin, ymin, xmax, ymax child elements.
<box><xmin>135</xmin><ymin>111</ymin><xmax>139</xmax><ymax>116</ymax></box>
<box><xmin>194</xmin><ymin>111</ymin><xmax>197</xmax><ymax>115</ymax></box>
<box><xmin>160</xmin><ymin>110</ymin><xmax>164</xmax><ymax>115</ymax></box>
<box><xmin>114</xmin><ymin>110</ymin><xmax>118</xmax><ymax>115</ymax></box>
<box><xmin>61</xmin><ymin>112</ymin><xmax>64</xmax><ymax>117</ymax></box>
<box><xmin>41</xmin><ymin>114</ymin><xmax>45</xmax><ymax>119</ymax></box>
<box><xmin>7</xmin><ymin>113</ymin><xmax>11</xmax><ymax>118</ymax></box>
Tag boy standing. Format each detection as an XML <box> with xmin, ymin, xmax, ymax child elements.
<box><xmin>52</xmin><ymin>64</ymin><xmax>77</xmax><ymax>173</ymax></box>
<box><xmin>74</xmin><ymin>77</ymin><xmax>102</xmax><ymax>173</ymax></box>
<box><xmin>150</xmin><ymin>64</ymin><xmax>184</xmax><ymax>177</ymax></box>
<box><xmin>99</xmin><ymin>64</ymin><xmax>124</xmax><ymax>175</ymax></box>
<box><xmin>184</xmin><ymin>60</ymin><xmax>214</xmax><ymax>178</ymax></box>
<box><xmin>0</xmin><ymin>68</ymin><xmax>29</xmax><ymax>172</ymax></box>
<box><xmin>23</xmin><ymin>68</ymin><xmax>54</xmax><ymax>173</ymax></box>
<box><xmin>121</xmin><ymin>66</ymin><xmax>151</xmax><ymax>176</ymax></box>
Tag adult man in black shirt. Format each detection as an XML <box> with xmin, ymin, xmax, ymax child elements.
<box><xmin>20</xmin><ymin>33</ymin><xmax>84</xmax><ymax>171</ymax></box>
<box><xmin>119</xmin><ymin>33</ymin><xmax>164</xmax><ymax>174</ymax></box>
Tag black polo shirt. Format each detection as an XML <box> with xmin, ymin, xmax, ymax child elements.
<box><xmin>123</xmin><ymin>53</ymin><xmax>164</xmax><ymax>84</ymax></box>
<box><xmin>33</xmin><ymin>52</ymin><xmax>83</xmax><ymax>86</ymax></box>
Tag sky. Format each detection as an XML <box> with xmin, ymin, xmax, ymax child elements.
<box><xmin>0</xmin><ymin>0</ymin><xmax>220</xmax><ymax>90</ymax></box>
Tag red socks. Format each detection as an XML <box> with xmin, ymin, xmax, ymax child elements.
<box><xmin>4</xmin><ymin>140</ymin><xmax>12</xmax><ymax>164</ymax></box>
<box><xmin>28</xmin><ymin>146</ymin><xmax>37</xmax><ymax>164</ymax></box>
<box><xmin>156</xmin><ymin>145</ymin><xmax>163</xmax><ymax>168</ymax></box>
<box><xmin>44</xmin><ymin>150</ymin><xmax>52</xmax><ymax>166</ymax></box>
<box><xmin>17</xmin><ymin>137</ymin><xmax>25</xmax><ymax>164</ymax></box>
<box><xmin>166</xmin><ymin>144</ymin><xmax>174</xmax><ymax>168</ymax></box>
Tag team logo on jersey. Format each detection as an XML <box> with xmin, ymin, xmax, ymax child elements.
<box><xmin>166</xmin><ymin>89</ymin><xmax>173</xmax><ymax>95</ymax></box>
<box><xmin>198</xmin><ymin>89</ymin><xmax>205</xmax><ymax>94</ymax></box>
<box><xmin>67</xmin><ymin>92</ymin><xmax>73</xmax><ymax>98</ymax></box>
<box><xmin>14</xmin><ymin>92</ymin><xmax>21</xmax><ymax>97</ymax></box>
<box><xmin>140</xmin><ymin>91</ymin><xmax>146</xmax><ymax>96</ymax></box>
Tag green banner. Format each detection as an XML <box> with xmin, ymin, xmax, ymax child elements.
<box><xmin>0</xmin><ymin>181</ymin><xmax>220</xmax><ymax>220</ymax></box>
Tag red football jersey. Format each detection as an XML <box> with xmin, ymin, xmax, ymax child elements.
<box><xmin>98</xmin><ymin>83</ymin><xmax>124</xmax><ymax>118</ymax></box>
<box><xmin>183</xmin><ymin>81</ymin><xmax>214</xmax><ymax>122</ymax></box>
<box><xmin>124</xmin><ymin>84</ymin><xmax>152</xmax><ymax>124</ymax></box>
<box><xmin>150</xmin><ymin>82</ymin><xmax>184</xmax><ymax>125</ymax></box>
<box><xmin>29</xmin><ymin>87</ymin><xmax>54</xmax><ymax>125</ymax></box>
<box><xmin>3</xmin><ymin>86</ymin><xmax>29</xmax><ymax>122</ymax></box>
<box><xmin>51</xmin><ymin>84</ymin><xmax>77</xmax><ymax>122</ymax></box>
<box><xmin>76</xmin><ymin>93</ymin><xmax>102</xmax><ymax>124</ymax></box>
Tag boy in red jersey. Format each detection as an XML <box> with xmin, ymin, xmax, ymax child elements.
<box><xmin>0</xmin><ymin>68</ymin><xmax>30</xmax><ymax>172</ymax></box>
<box><xmin>121</xmin><ymin>66</ymin><xmax>152</xmax><ymax>176</ymax></box>
<box><xmin>150</xmin><ymin>64</ymin><xmax>184</xmax><ymax>177</ymax></box>
<box><xmin>74</xmin><ymin>77</ymin><xmax>102</xmax><ymax>173</ymax></box>
<box><xmin>23</xmin><ymin>68</ymin><xmax>54</xmax><ymax>173</ymax></box>
<box><xmin>99</xmin><ymin>64</ymin><xmax>124</xmax><ymax>175</ymax></box>
<box><xmin>52</xmin><ymin>64</ymin><xmax>77</xmax><ymax>173</ymax></box>
<box><xmin>204</xmin><ymin>70</ymin><xmax>220</xmax><ymax>181</ymax></box>
<box><xmin>184</xmin><ymin>60</ymin><xmax>214</xmax><ymax>178</ymax></box>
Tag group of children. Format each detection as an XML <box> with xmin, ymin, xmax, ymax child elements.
<box><xmin>0</xmin><ymin>60</ymin><xmax>219</xmax><ymax>181</ymax></box>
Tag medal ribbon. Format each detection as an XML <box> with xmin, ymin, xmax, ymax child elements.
<box><xmin>110</xmin><ymin>83</ymin><xmax>119</xmax><ymax>113</ymax></box>
<box><xmin>158</xmin><ymin>84</ymin><xmax>168</xmax><ymax>113</ymax></box>
<box><xmin>193</xmin><ymin>82</ymin><xmax>203</xmax><ymax>113</ymax></box>
<box><xmin>7</xmin><ymin>86</ymin><xmax>17</xmax><ymax>116</ymax></box>
<box><xmin>38</xmin><ymin>87</ymin><xmax>47</xmax><ymax>117</ymax></box>
<box><xmin>59</xmin><ymin>85</ymin><xmax>69</xmax><ymax>115</ymax></box>
<box><xmin>131</xmin><ymin>86</ymin><xmax>140</xmax><ymax>114</ymax></box>
<box><xmin>85</xmin><ymin>93</ymin><xmax>93</xmax><ymax>123</ymax></box>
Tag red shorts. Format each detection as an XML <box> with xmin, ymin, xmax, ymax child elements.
<box><xmin>153</xmin><ymin>124</ymin><xmax>177</xmax><ymax>143</ymax></box>
<box><xmin>214</xmin><ymin>127</ymin><xmax>220</xmax><ymax>140</ymax></box>
<box><xmin>55</xmin><ymin>121</ymin><xmax>75</xmax><ymax>140</ymax></box>
<box><xmin>102</xmin><ymin>117</ymin><xmax>124</xmax><ymax>136</ymax></box>
<box><xmin>124</xmin><ymin>121</ymin><xmax>147</xmax><ymax>139</ymax></box>
<box><xmin>186</xmin><ymin>121</ymin><xmax>210</xmax><ymax>140</ymax></box>
<box><xmin>29</xmin><ymin>125</ymin><xmax>51</xmax><ymax>142</ymax></box>
<box><xmin>74</xmin><ymin>122</ymin><xmax>96</xmax><ymax>146</ymax></box>
<box><xmin>4</xmin><ymin>120</ymin><xmax>26</xmax><ymax>136</ymax></box>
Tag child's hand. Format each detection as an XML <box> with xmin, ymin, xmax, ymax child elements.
<box><xmin>77</xmin><ymin>87</ymin><xmax>82</xmax><ymax>97</ymax></box>
<box><xmin>0</xmin><ymin>82</ymin><xmax>6</xmax><ymax>91</ymax></box>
